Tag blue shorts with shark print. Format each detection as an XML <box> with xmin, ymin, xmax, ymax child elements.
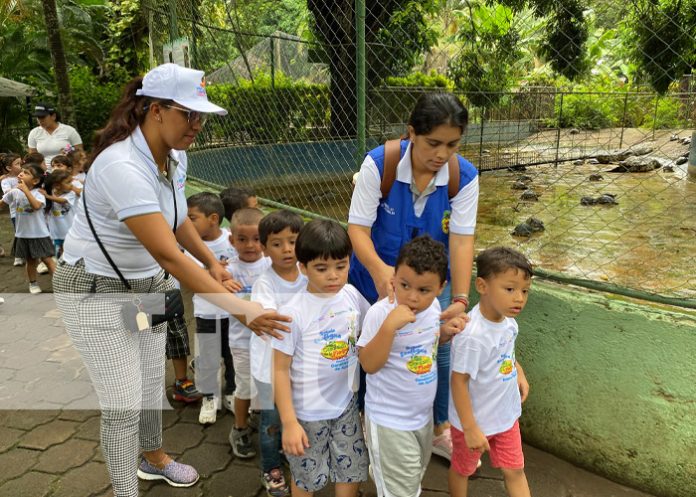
<box><xmin>287</xmin><ymin>395</ymin><xmax>369</xmax><ymax>492</ymax></box>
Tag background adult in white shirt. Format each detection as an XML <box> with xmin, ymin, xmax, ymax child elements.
<box><xmin>27</xmin><ymin>102</ymin><xmax>84</xmax><ymax>169</ymax></box>
<box><xmin>52</xmin><ymin>64</ymin><xmax>290</xmax><ymax>497</ymax></box>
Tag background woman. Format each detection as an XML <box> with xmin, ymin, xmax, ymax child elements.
<box><xmin>27</xmin><ymin>102</ymin><xmax>83</xmax><ymax>169</ymax></box>
<box><xmin>53</xmin><ymin>63</ymin><xmax>289</xmax><ymax>497</ymax></box>
<box><xmin>348</xmin><ymin>92</ymin><xmax>479</xmax><ymax>460</ymax></box>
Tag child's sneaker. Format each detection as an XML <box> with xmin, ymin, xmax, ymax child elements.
<box><xmin>199</xmin><ymin>395</ymin><xmax>219</xmax><ymax>425</ymax></box>
<box><xmin>13</xmin><ymin>258</ymin><xmax>25</xmax><ymax>267</ymax></box>
<box><xmin>229</xmin><ymin>426</ymin><xmax>256</xmax><ymax>459</ymax></box>
<box><xmin>172</xmin><ymin>378</ymin><xmax>202</xmax><ymax>403</ymax></box>
<box><xmin>262</xmin><ymin>467</ymin><xmax>290</xmax><ymax>497</ymax></box>
<box><xmin>37</xmin><ymin>261</ymin><xmax>49</xmax><ymax>274</ymax></box>
<box><xmin>432</xmin><ymin>427</ymin><xmax>453</xmax><ymax>460</ymax></box>
<box><xmin>222</xmin><ymin>393</ymin><xmax>235</xmax><ymax>413</ymax></box>
<box><xmin>28</xmin><ymin>282</ymin><xmax>42</xmax><ymax>295</ymax></box>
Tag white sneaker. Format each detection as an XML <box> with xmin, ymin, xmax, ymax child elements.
<box><xmin>222</xmin><ymin>394</ymin><xmax>235</xmax><ymax>413</ymax></box>
<box><xmin>37</xmin><ymin>262</ymin><xmax>49</xmax><ymax>274</ymax></box>
<box><xmin>198</xmin><ymin>396</ymin><xmax>219</xmax><ymax>425</ymax></box>
<box><xmin>29</xmin><ymin>282</ymin><xmax>42</xmax><ymax>295</ymax></box>
<box><xmin>13</xmin><ymin>258</ymin><xmax>25</xmax><ymax>267</ymax></box>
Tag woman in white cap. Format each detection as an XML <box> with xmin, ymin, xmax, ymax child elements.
<box><xmin>27</xmin><ymin>102</ymin><xmax>84</xmax><ymax>169</ymax></box>
<box><xmin>53</xmin><ymin>63</ymin><xmax>291</xmax><ymax>496</ymax></box>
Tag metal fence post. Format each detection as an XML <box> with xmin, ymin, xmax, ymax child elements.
<box><xmin>270</xmin><ymin>38</ymin><xmax>275</xmax><ymax>90</ymax></box>
<box><xmin>619</xmin><ymin>92</ymin><xmax>629</xmax><ymax>149</ymax></box>
<box><xmin>555</xmin><ymin>92</ymin><xmax>564</xmax><ymax>166</ymax></box>
<box><xmin>168</xmin><ymin>0</ymin><xmax>179</xmax><ymax>42</ymax></box>
<box><xmin>652</xmin><ymin>95</ymin><xmax>659</xmax><ymax>140</ymax></box>
<box><xmin>356</xmin><ymin>0</ymin><xmax>366</xmax><ymax>162</ymax></box>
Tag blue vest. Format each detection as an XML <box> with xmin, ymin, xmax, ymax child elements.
<box><xmin>349</xmin><ymin>139</ymin><xmax>478</xmax><ymax>303</ymax></box>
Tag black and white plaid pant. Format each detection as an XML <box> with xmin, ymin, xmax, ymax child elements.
<box><xmin>54</xmin><ymin>259</ymin><xmax>172</xmax><ymax>497</ymax></box>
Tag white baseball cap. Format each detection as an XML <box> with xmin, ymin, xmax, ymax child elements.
<box><xmin>136</xmin><ymin>63</ymin><xmax>228</xmax><ymax>115</ymax></box>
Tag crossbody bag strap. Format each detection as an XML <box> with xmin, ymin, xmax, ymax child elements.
<box><xmin>82</xmin><ymin>176</ymin><xmax>179</xmax><ymax>289</ymax></box>
<box><xmin>82</xmin><ymin>188</ymin><xmax>133</xmax><ymax>291</ymax></box>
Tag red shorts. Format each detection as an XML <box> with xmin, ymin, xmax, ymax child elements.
<box><xmin>451</xmin><ymin>420</ymin><xmax>524</xmax><ymax>476</ymax></box>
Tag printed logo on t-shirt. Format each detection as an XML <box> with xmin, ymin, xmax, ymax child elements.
<box><xmin>16</xmin><ymin>205</ymin><xmax>36</xmax><ymax>214</ymax></box>
<box><xmin>51</xmin><ymin>203</ymin><xmax>71</xmax><ymax>217</ymax></box>
<box><xmin>498</xmin><ymin>352</ymin><xmax>517</xmax><ymax>381</ymax></box>
<box><xmin>401</xmin><ymin>341</ymin><xmax>438</xmax><ymax>385</ymax></box>
<box><xmin>176</xmin><ymin>175</ymin><xmax>186</xmax><ymax>191</ymax></box>
<box><xmin>442</xmin><ymin>210</ymin><xmax>451</xmax><ymax>234</ymax></box>
<box><xmin>317</xmin><ymin>312</ymin><xmax>358</xmax><ymax>372</ymax></box>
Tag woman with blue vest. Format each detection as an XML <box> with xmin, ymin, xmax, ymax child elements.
<box><xmin>348</xmin><ymin>92</ymin><xmax>479</xmax><ymax>460</ymax></box>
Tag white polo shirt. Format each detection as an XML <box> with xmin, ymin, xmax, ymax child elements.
<box><xmin>348</xmin><ymin>142</ymin><xmax>479</xmax><ymax>235</ymax></box>
<box><xmin>62</xmin><ymin>126</ymin><xmax>188</xmax><ymax>279</ymax></box>
<box><xmin>27</xmin><ymin>123</ymin><xmax>82</xmax><ymax>167</ymax></box>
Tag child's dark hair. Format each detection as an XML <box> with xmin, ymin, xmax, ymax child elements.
<box><xmin>395</xmin><ymin>235</ymin><xmax>448</xmax><ymax>284</ymax></box>
<box><xmin>22</xmin><ymin>163</ymin><xmax>47</xmax><ymax>190</ymax></box>
<box><xmin>230</xmin><ymin>207</ymin><xmax>264</xmax><ymax>231</ymax></box>
<box><xmin>220</xmin><ymin>185</ymin><xmax>256</xmax><ymax>221</ymax></box>
<box><xmin>44</xmin><ymin>169</ymin><xmax>73</xmax><ymax>212</ymax></box>
<box><xmin>476</xmin><ymin>247</ymin><xmax>533</xmax><ymax>280</ymax></box>
<box><xmin>295</xmin><ymin>220</ymin><xmax>352</xmax><ymax>265</ymax></box>
<box><xmin>23</xmin><ymin>152</ymin><xmax>44</xmax><ymax>166</ymax></box>
<box><xmin>51</xmin><ymin>154</ymin><xmax>73</xmax><ymax>170</ymax></box>
<box><xmin>408</xmin><ymin>93</ymin><xmax>469</xmax><ymax>135</ymax></box>
<box><xmin>2</xmin><ymin>153</ymin><xmax>20</xmax><ymax>172</ymax></box>
<box><xmin>259</xmin><ymin>210</ymin><xmax>304</xmax><ymax>245</ymax></box>
<box><xmin>187</xmin><ymin>192</ymin><xmax>225</xmax><ymax>224</ymax></box>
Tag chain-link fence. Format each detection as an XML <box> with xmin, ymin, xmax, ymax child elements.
<box><xmin>143</xmin><ymin>0</ymin><xmax>696</xmax><ymax>302</ymax></box>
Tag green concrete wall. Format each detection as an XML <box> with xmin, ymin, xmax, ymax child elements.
<box><xmin>495</xmin><ymin>280</ymin><xmax>696</xmax><ymax>497</ymax></box>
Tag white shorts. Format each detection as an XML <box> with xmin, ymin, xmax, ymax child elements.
<box><xmin>365</xmin><ymin>415</ymin><xmax>433</xmax><ymax>497</ymax></box>
<box><xmin>230</xmin><ymin>347</ymin><xmax>252</xmax><ymax>400</ymax></box>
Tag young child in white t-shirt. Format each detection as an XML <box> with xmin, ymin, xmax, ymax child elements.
<box><xmin>51</xmin><ymin>155</ymin><xmax>83</xmax><ymax>196</ymax></box>
<box><xmin>227</xmin><ymin>207</ymin><xmax>271</xmax><ymax>459</ymax></box>
<box><xmin>273</xmin><ymin>220</ymin><xmax>370</xmax><ymax>497</ymax></box>
<box><xmin>43</xmin><ymin>169</ymin><xmax>77</xmax><ymax>258</ymax></box>
<box><xmin>251</xmin><ymin>209</ymin><xmax>305</xmax><ymax>497</ymax></box>
<box><xmin>1</xmin><ymin>154</ymin><xmax>22</xmax><ymax>264</ymax></box>
<box><xmin>358</xmin><ymin>235</ymin><xmax>466</xmax><ymax>497</ymax></box>
<box><xmin>0</xmin><ymin>163</ymin><xmax>56</xmax><ymax>293</ymax></box>
<box><xmin>449</xmin><ymin>247</ymin><xmax>533</xmax><ymax>497</ymax></box>
<box><xmin>185</xmin><ymin>193</ymin><xmax>239</xmax><ymax>424</ymax></box>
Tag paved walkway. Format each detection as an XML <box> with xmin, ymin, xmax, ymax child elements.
<box><xmin>0</xmin><ymin>288</ymin><xmax>659</xmax><ymax>497</ymax></box>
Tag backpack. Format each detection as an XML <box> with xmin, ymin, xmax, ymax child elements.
<box><xmin>380</xmin><ymin>138</ymin><xmax>460</xmax><ymax>199</ymax></box>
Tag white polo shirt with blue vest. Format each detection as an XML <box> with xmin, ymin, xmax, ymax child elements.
<box><xmin>348</xmin><ymin>140</ymin><xmax>479</xmax><ymax>303</ymax></box>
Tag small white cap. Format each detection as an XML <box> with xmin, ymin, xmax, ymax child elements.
<box><xmin>136</xmin><ymin>63</ymin><xmax>227</xmax><ymax>115</ymax></box>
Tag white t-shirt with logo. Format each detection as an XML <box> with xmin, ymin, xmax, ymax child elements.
<box><xmin>62</xmin><ymin>126</ymin><xmax>188</xmax><ymax>279</ymax></box>
<box><xmin>250</xmin><ymin>266</ymin><xmax>307</xmax><ymax>384</ymax></box>
<box><xmin>358</xmin><ymin>297</ymin><xmax>441</xmax><ymax>431</ymax></box>
<box><xmin>1</xmin><ymin>176</ymin><xmax>19</xmax><ymax>218</ymax></box>
<box><xmin>187</xmin><ymin>228</ymin><xmax>238</xmax><ymax>318</ymax></box>
<box><xmin>448</xmin><ymin>304</ymin><xmax>521</xmax><ymax>436</ymax></box>
<box><xmin>27</xmin><ymin>123</ymin><xmax>83</xmax><ymax>167</ymax></box>
<box><xmin>1</xmin><ymin>188</ymin><xmax>49</xmax><ymax>238</ymax></box>
<box><xmin>272</xmin><ymin>285</ymin><xmax>370</xmax><ymax>422</ymax></box>
<box><xmin>227</xmin><ymin>257</ymin><xmax>272</xmax><ymax>349</ymax></box>
<box><xmin>47</xmin><ymin>191</ymin><xmax>77</xmax><ymax>240</ymax></box>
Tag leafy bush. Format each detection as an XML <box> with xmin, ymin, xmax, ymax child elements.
<box><xmin>385</xmin><ymin>71</ymin><xmax>454</xmax><ymax>89</ymax></box>
<box><xmin>70</xmin><ymin>66</ymin><xmax>130</xmax><ymax>147</ymax></box>
<box><xmin>204</xmin><ymin>72</ymin><xmax>329</xmax><ymax>144</ymax></box>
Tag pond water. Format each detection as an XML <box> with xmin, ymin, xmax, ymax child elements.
<box><xmin>249</xmin><ymin>157</ymin><xmax>696</xmax><ymax>300</ymax></box>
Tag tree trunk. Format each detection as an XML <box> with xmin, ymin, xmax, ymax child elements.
<box><xmin>308</xmin><ymin>0</ymin><xmax>357</xmax><ymax>138</ymax></box>
<box><xmin>41</xmin><ymin>0</ymin><xmax>73</xmax><ymax>124</ymax></box>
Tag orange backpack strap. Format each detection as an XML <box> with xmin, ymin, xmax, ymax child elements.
<box><xmin>447</xmin><ymin>155</ymin><xmax>460</xmax><ymax>199</ymax></box>
<box><xmin>381</xmin><ymin>139</ymin><xmax>461</xmax><ymax>199</ymax></box>
<box><xmin>380</xmin><ymin>139</ymin><xmax>401</xmax><ymax>199</ymax></box>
